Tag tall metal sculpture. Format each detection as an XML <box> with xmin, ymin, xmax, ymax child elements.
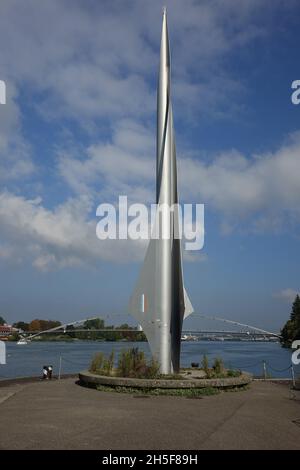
<box><xmin>129</xmin><ymin>8</ymin><xmax>193</xmax><ymax>374</ymax></box>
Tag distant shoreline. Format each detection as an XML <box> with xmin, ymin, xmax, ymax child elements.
<box><xmin>4</xmin><ymin>337</ymin><xmax>280</xmax><ymax>343</ymax></box>
<box><xmin>5</xmin><ymin>337</ymin><xmax>147</xmax><ymax>343</ymax></box>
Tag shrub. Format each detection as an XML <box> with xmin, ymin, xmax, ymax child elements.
<box><xmin>227</xmin><ymin>369</ymin><xmax>241</xmax><ymax>378</ymax></box>
<box><xmin>117</xmin><ymin>348</ymin><xmax>138</xmax><ymax>377</ymax></box>
<box><xmin>89</xmin><ymin>351</ymin><xmax>115</xmax><ymax>376</ymax></box>
<box><xmin>201</xmin><ymin>354</ymin><xmax>210</xmax><ymax>377</ymax></box>
<box><xmin>89</xmin><ymin>352</ymin><xmax>104</xmax><ymax>373</ymax></box>
<box><xmin>102</xmin><ymin>350</ymin><xmax>115</xmax><ymax>376</ymax></box>
<box><xmin>145</xmin><ymin>358</ymin><xmax>160</xmax><ymax>379</ymax></box>
<box><xmin>212</xmin><ymin>357</ymin><xmax>224</xmax><ymax>376</ymax></box>
<box><xmin>117</xmin><ymin>348</ymin><xmax>160</xmax><ymax>379</ymax></box>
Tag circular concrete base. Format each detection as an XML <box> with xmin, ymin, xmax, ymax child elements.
<box><xmin>79</xmin><ymin>370</ymin><xmax>252</xmax><ymax>390</ymax></box>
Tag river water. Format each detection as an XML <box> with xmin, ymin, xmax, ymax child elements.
<box><xmin>1</xmin><ymin>340</ymin><xmax>298</xmax><ymax>380</ymax></box>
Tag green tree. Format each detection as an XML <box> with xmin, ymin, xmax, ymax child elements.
<box><xmin>28</xmin><ymin>319</ymin><xmax>61</xmax><ymax>332</ymax></box>
<box><xmin>280</xmin><ymin>295</ymin><xmax>300</xmax><ymax>347</ymax></box>
<box><xmin>39</xmin><ymin>320</ymin><xmax>61</xmax><ymax>330</ymax></box>
<box><xmin>65</xmin><ymin>324</ymin><xmax>76</xmax><ymax>338</ymax></box>
<box><xmin>0</xmin><ymin>316</ymin><xmax>6</xmax><ymax>325</ymax></box>
<box><xmin>135</xmin><ymin>331</ymin><xmax>147</xmax><ymax>341</ymax></box>
<box><xmin>84</xmin><ymin>318</ymin><xmax>105</xmax><ymax>330</ymax></box>
<box><xmin>7</xmin><ymin>332</ymin><xmax>20</xmax><ymax>342</ymax></box>
<box><xmin>290</xmin><ymin>294</ymin><xmax>300</xmax><ymax>323</ymax></box>
<box><xmin>13</xmin><ymin>321</ymin><xmax>30</xmax><ymax>331</ymax></box>
<box><xmin>118</xmin><ymin>323</ymin><xmax>130</xmax><ymax>330</ymax></box>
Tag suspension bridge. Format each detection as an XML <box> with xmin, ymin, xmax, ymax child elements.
<box><xmin>19</xmin><ymin>313</ymin><xmax>281</xmax><ymax>342</ymax></box>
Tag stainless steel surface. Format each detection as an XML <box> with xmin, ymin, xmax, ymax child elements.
<box><xmin>129</xmin><ymin>9</ymin><xmax>193</xmax><ymax>373</ymax></box>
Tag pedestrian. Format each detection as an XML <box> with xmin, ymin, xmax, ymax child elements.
<box><xmin>42</xmin><ymin>366</ymin><xmax>48</xmax><ymax>380</ymax></box>
<box><xmin>48</xmin><ymin>365</ymin><xmax>53</xmax><ymax>380</ymax></box>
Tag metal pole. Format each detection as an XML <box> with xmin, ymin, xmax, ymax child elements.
<box><xmin>291</xmin><ymin>363</ymin><xmax>296</xmax><ymax>388</ymax></box>
<box><xmin>263</xmin><ymin>360</ymin><xmax>267</xmax><ymax>380</ymax></box>
<box><xmin>58</xmin><ymin>356</ymin><xmax>62</xmax><ymax>380</ymax></box>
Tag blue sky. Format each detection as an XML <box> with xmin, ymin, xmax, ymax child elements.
<box><xmin>0</xmin><ymin>0</ymin><xmax>300</xmax><ymax>331</ymax></box>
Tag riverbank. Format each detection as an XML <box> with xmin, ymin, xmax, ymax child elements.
<box><xmin>0</xmin><ymin>377</ymin><xmax>299</xmax><ymax>449</ymax></box>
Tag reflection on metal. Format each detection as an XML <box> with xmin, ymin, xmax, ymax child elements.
<box><xmin>129</xmin><ymin>9</ymin><xmax>193</xmax><ymax>374</ymax></box>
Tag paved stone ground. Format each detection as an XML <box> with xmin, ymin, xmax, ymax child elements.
<box><xmin>0</xmin><ymin>378</ymin><xmax>299</xmax><ymax>450</ymax></box>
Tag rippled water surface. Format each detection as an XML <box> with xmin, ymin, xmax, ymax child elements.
<box><xmin>1</xmin><ymin>340</ymin><xmax>298</xmax><ymax>379</ymax></box>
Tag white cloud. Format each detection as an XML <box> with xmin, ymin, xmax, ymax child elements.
<box><xmin>0</xmin><ymin>0</ymin><xmax>299</xmax><ymax>270</ymax></box>
<box><xmin>57</xmin><ymin>119</ymin><xmax>155</xmax><ymax>202</ymax></box>
<box><xmin>0</xmin><ymin>0</ymin><xmax>295</xmax><ymax>189</ymax></box>
<box><xmin>0</xmin><ymin>83</ymin><xmax>35</xmax><ymax>180</ymax></box>
<box><xmin>1</xmin><ymin>122</ymin><xmax>300</xmax><ymax>270</ymax></box>
<box><xmin>273</xmin><ymin>288</ymin><xmax>299</xmax><ymax>304</ymax></box>
<box><xmin>0</xmin><ymin>0</ymin><xmax>278</xmax><ymax>124</ymax></box>
<box><xmin>179</xmin><ymin>131</ymin><xmax>300</xmax><ymax>231</ymax></box>
<box><xmin>0</xmin><ymin>184</ymin><xmax>207</xmax><ymax>270</ymax></box>
<box><xmin>0</xmin><ymin>191</ymin><xmax>150</xmax><ymax>271</ymax></box>
<box><xmin>58</xmin><ymin>120</ymin><xmax>300</xmax><ymax>233</ymax></box>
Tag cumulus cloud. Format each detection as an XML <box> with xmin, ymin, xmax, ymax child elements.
<box><xmin>0</xmin><ymin>0</ymin><xmax>278</xmax><ymax>124</ymax></box>
<box><xmin>178</xmin><ymin>131</ymin><xmax>300</xmax><ymax>232</ymax></box>
<box><xmin>0</xmin><ymin>186</ymin><xmax>206</xmax><ymax>270</ymax></box>
<box><xmin>273</xmin><ymin>288</ymin><xmax>299</xmax><ymax>304</ymax></box>
<box><xmin>58</xmin><ymin>122</ymin><xmax>300</xmax><ymax>233</ymax></box>
<box><xmin>0</xmin><ymin>191</ymin><xmax>151</xmax><ymax>271</ymax></box>
<box><xmin>58</xmin><ymin>119</ymin><xmax>155</xmax><ymax>202</ymax></box>
<box><xmin>0</xmin><ymin>0</ymin><xmax>299</xmax><ymax>271</ymax></box>
<box><xmin>0</xmin><ymin>83</ymin><xmax>35</xmax><ymax>180</ymax></box>
<box><xmin>1</xmin><ymin>114</ymin><xmax>300</xmax><ymax>270</ymax></box>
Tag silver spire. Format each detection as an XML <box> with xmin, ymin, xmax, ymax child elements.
<box><xmin>129</xmin><ymin>9</ymin><xmax>193</xmax><ymax>374</ymax></box>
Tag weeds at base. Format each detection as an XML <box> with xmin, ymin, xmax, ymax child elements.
<box><xmin>95</xmin><ymin>384</ymin><xmax>219</xmax><ymax>397</ymax></box>
<box><xmin>95</xmin><ymin>383</ymin><xmax>250</xmax><ymax>397</ymax></box>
